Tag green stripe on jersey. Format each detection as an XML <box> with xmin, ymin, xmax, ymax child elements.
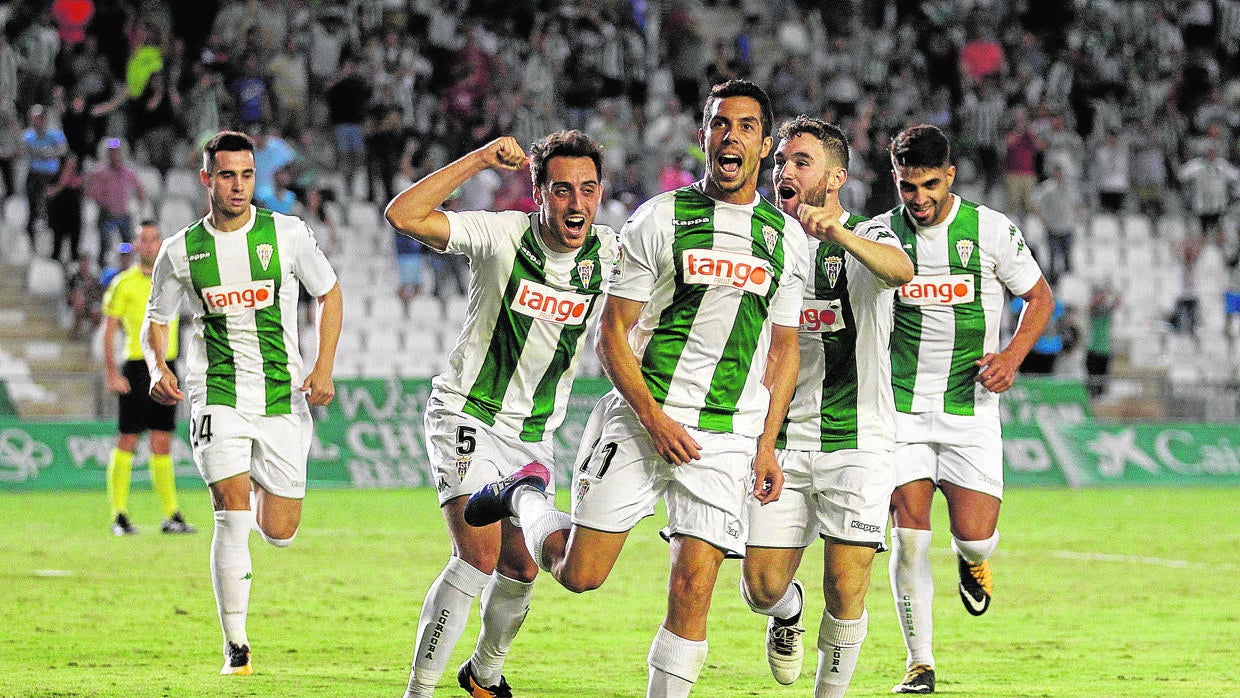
<box><xmin>889</xmin><ymin>210</ymin><xmax>920</xmax><ymax>413</ymax></box>
<box><xmin>698</xmin><ymin>198</ymin><xmax>786</xmax><ymax>433</ymax></box>
<box><xmin>518</xmin><ymin>230</ymin><xmax>605</xmax><ymax>441</ymax></box>
<box><xmin>247</xmin><ymin>210</ymin><xmax>292</xmax><ymax>415</ymax></box>
<box><xmin>946</xmin><ymin>202</ymin><xmax>984</xmax><ymax>415</ymax></box>
<box><xmin>641</xmin><ymin>191</ymin><xmax>714</xmax><ymax>407</ymax></box>
<box><xmin>185</xmin><ymin>224</ymin><xmax>236</xmax><ymax>408</ymax></box>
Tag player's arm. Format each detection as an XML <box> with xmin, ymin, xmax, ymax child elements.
<box><xmin>753</xmin><ymin>323</ymin><xmax>799</xmax><ymax>504</ymax></box>
<box><xmin>102</xmin><ymin>315</ymin><xmax>130</xmax><ymax>394</ymax></box>
<box><xmin>797</xmin><ymin>205</ymin><xmax>914</xmax><ymax>287</ymax></box>
<box><xmin>596</xmin><ymin>295</ymin><xmax>702</xmax><ymax>466</ymax></box>
<box><xmin>300</xmin><ymin>282</ymin><xmax>342</xmax><ymax>407</ymax></box>
<box><xmin>384</xmin><ymin>136</ymin><xmax>528</xmax><ymax>251</ymax></box>
<box><xmin>141</xmin><ymin>316</ymin><xmax>182</xmax><ymax>405</ymax></box>
<box><xmin>976</xmin><ymin>276</ymin><xmax>1055</xmax><ymax>393</ymax></box>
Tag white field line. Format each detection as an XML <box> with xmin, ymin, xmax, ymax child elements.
<box><xmin>1048</xmin><ymin>550</ymin><xmax>1235</xmax><ymax>570</ymax></box>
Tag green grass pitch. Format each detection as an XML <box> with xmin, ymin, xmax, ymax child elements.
<box><xmin>2</xmin><ymin>486</ymin><xmax>1237</xmax><ymax>697</ymax></box>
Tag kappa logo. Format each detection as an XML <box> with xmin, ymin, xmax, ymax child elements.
<box><xmin>899</xmin><ymin>274</ymin><xmax>975</xmax><ymax>306</ymax></box>
<box><xmin>681</xmin><ymin>249</ymin><xmax>771</xmax><ymax>294</ymax></box>
<box><xmin>201</xmin><ymin>279</ymin><xmax>276</xmax><ymax>314</ymax></box>
<box><xmin>188</xmin><ymin>251</ymin><xmax>212</xmax><ymax>262</ymax></box>
<box><xmin>256</xmin><ymin>243</ymin><xmax>274</xmax><ymax>271</ymax></box>
<box><xmin>800</xmin><ymin>299</ymin><xmax>845</xmax><ymax>333</ymax></box>
<box><xmin>672</xmin><ymin>216</ymin><xmax>710</xmax><ymax>227</ymax></box>
<box><xmin>518</xmin><ymin>244</ymin><xmax>541</xmax><ymax>267</ymax></box>
<box><xmin>511</xmin><ymin>278</ymin><xmax>591</xmax><ymax>325</ymax></box>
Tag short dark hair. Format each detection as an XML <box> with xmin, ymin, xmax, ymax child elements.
<box><xmin>703</xmin><ymin>79</ymin><xmax>774</xmax><ymax>139</ymax></box>
<box><xmin>529</xmin><ymin>130</ymin><xmax>604</xmax><ymax>188</ymax></box>
<box><xmin>777</xmin><ymin>116</ymin><xmax>849</xmax><ymax>170</ymax></box>
<box><xmin>138</xmin><ymin>218</ymin><xmax>159</xmax><ymax>228</ymax></box>
<box><xmin>889</xmin><ymin>124</ymin><xmax>951</xmax><ymax>169</ymax></box>
<box><xmin>203</xmin><ymin>130</ymin><xmax>255</xmax><ymax>171</ymax></box>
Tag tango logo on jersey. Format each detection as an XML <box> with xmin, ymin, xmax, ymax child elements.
<box><xmin>512</xmin><ymin>278</ymin><xmax>590</xmax><ymax>325</ymax></box>
<box><xmin>681</xmin><ymin>249</ymin><xmax>770</xmax><ymax>294</ymax></box>
<box><xmin>824</xmin><ymin>255</ymin><xmax>843</xmax><ymax>288</ymax></box>
<box><xmin>576</xmin><ymin>259</ymin><xmax>595</xmax><ymax>287</ymax></box>
<box><xmin>800</xmin><ymin>299</ymin><xmax>845</xmax><ymax>333</ymax></box>
<box><xmin>898</xmin><ymin>274</ymin><xmax>975</xmax><ymax>306</ymax></box>
<box><xmin>255</xmin><ymin>243</ymin><xmax>274</xmax><ymax>271</ymax></box>
<box><xmin>201</xmin><ymin>279</ymin><xmax>275</xmax><ymax>314</ymax></box>
<box><xmin>955</xmin><ymin>239</ymin><xmax>975</xmax><ymax>267</ymax></box>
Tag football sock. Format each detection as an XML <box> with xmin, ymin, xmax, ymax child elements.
<box><xmin>740</xmin><ymin>577</ymin><xmax>803</xmax><ymax>622</ymax></box>
<box><xmin>106</xmin><ymin>448</ymin><xmax>133</xmax><ymax>516</ymax></box>
<box><xmin>407</xmin><ymin>556</ymin><xmax>490</xmax><ymax>695</ymax></box>
<box><xmin>647</xmin><ymin>625</ymin><xmax>707</xmax><ymax>698</ymax></box>
<box><xmin>952</xmin><ymin>530</ymin><xmax>1000</xmax><ymax>564</ymax></box>
<box><xmin>211</xmin><ymin>510</ymin><xmax>254</xmax><ymax>650</ymax></box>
<box><xmin>471</xmin><ymin>572</ymin><xmax>534</xmax><ymax>686</ymax></box>
<box><xmin>149</xmin><ymin>452</ymin><xmax>178</xmax><ymax>519</ymax></box>
<box><xmin>814</xmin><ymin>610</ymin><xmax>868</xmax><ymax>698</ymax></box>
<box><xmin>890</xmin><ymin>527</ymin><xmax>935</xmax><ymax>669</ymax></box>
<box><xmin>515</xmin><ymin>490</ymin><xmax>571</xmax><ymax>572</ymax></box>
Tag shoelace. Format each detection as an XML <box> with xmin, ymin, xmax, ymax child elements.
<box><xmin>770</xmin><ymin>624</ymin><xmax>803</xmax><ymax>655</ymax></box>
<box><xmin>903</xmin><ymin>664</ymin><xmax>932</xmax><ymax>683</ymax></box>
<box><xmin>968</xmin><ymin>561</ymin><xmax>993</xmax><ymax>592</ymax></box>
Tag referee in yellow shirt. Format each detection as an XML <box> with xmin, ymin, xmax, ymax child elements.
<box><xmin>101</xmin><ymin>220</ymin><xmax>195</xmax><ymax>535</ymax></box>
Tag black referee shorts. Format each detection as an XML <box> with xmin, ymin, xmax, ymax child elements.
<box><xmin>118</xmin><ymin>360</ymin><xmax>177</xmax><ymax>434</ymax></box>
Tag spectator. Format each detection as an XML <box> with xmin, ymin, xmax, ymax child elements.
<box><xmin>268</xmin><ymin>36</ymin><xmax>309</xmax><ymax>136</ymax></box>
<box><xmin>394</xmin><ymin>231</ymin><xmax>426</xmax><ymax>303</ymax></box>
<box><xmin>1003</xmin><ymin>107</ymin><xmax>1040</xmax><ymax>217</ymax></box>
<box><xmin>1014</xmin><ymin>297</ymin><xmax>1066</xmax><ymax>375</ymax></box>
<box><xmin>1085</xmin><ymin>284</ymin><xmax>1118</xmax><ymax>398</ymax></box>
<box><xmin>1169</xmin><ymin>235</ymin><xmax>1206</xmax><ymax>336</ymax></box>
<box><xmin>229</xmin><ymin>53</ymin><xmax>273</xmax><ymax>131</ymax></box>
<box><xmin>127</xmin><ymin>71</ymin><xmax>180</xmax><ymax>203</ymax></box>
<box><xmin>85</xmin><ymin>138</ymin><xmax>146</xmax><ymax>269</ymax></box>
<box><xmin>365</xmin><ymin>103</ymin><xmax>405</xmax><ymax>206</ymax></box>
<box><xmin>21</xmin><ymin>104</ymin><xmax>67</xmax><ymax>253</ymax></box>
<box><xmin>64</xmin><ymin>254</ymin><xmax>102</xmax><ymax>338</ymax></box>
<box><xmin>1028</xmin><ymin>164</ymin><xmax>1084</xmax><ymax>284</ymax></box>
<box><xmin>46</xmin><ymin>152</ymin><xmax>84</xmax><ymax>266</ymax></box>
<box><xmin>0</xmin><ymin>106</ymin><xmax>19</xmax><ymax>207</ymax></box>
<box><xmin>1131</xmin><ymin>117</ymin><xmax>1171</xmax><ymax>218</ymax></box>
<box><xmin>1092</xmin><ymin>129</ymin><xmax>1132</xmax><ymax>214</ymax></box>
<box><xmin>325</xmin><ymin>57</ymin><xmax>371</xmax><ymax>200</ymax></box>
<box><xmin>1178</xmin><ymin>145</ymin><xmax>1239</xmax><ymax>244</ymax></box>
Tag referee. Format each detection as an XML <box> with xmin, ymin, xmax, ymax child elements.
<box><xmin>101</xmin><ymin>220</ymin><xmax>195</xmax><ymax>536</ymax></box>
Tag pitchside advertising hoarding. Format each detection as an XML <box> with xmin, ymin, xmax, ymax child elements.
<box><xmin>1</xmin><ymin>377</ymin><xmax>1238</xmax><ymax>490</ymax></box>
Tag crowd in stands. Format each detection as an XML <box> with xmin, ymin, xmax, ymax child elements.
<box><xmin>2</xmin><ymin>0</ymin><xmax>1240</xmax><ymax>374</ymax></box>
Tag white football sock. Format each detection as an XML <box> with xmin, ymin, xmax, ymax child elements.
<box><xmin>741</xmin><ymin>577</ymin><xmax>803</xmax><ymax>622</ymax></box>
<box><xmin>890</xmin><ymin>527</ymin><xmax>935</xmax><ymax>669</ymax></box>
<box><xmin>647</xmin><ymin>625</ymin><xmax>708</xmax><ymax>698</ymax></box>
<box><xmin>406</xmin><ymin>556</ymin><xmax>490</xmax><ymax>697</ymax></box>
<box><xmin>211</xmin><ymin>510</ymin><xmax>253</xmax><ymax>650</ymax></box>
<box><xmin>470</xmin><ymin>573</ymin><xmax>534</xmax><ymax>686</ymax></box>
<box><xmin>952</xmin><ymin>530</ymin><xmax>999</xmax><ymax>563</ymax></box>
<box><xmin>814</xmin><ymin>610</ymin><xmax>868</xmax><ymax>698</ymax></box>
<box><xmin>519</xmin><ymin>501</ymin><xmax>571</xmax><ymax>572</ymax></box>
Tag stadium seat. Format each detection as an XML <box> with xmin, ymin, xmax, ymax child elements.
<box><xmin>1089</xmin><ymin>213</ymin><xmax>1121</xmax><ymax>242</ymax></box>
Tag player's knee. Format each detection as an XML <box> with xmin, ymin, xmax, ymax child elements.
<box><xmin>740</xmin><ymin>575</ymin><xmax>785</xmax><ymax>610</ymax></box>
<box><xmin>558</xmin><ymin>566</ymin><xmax>606</xmax><ymax>594</ymax></box>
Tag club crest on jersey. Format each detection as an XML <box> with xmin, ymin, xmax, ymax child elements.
<box><xmin>201</xmin><ymin>279</ymin><xmax>276</xmax><ymax>314</ymax></box>
<box><xmin>898</xmin><ymin>274</ymin><xmax>975</xmax><ymax>306</ymax></box>
<box><xmin>456</xmin><ymin>455</ymin><xmax>471</xmax><ymax>480</ymax></box>
<box><xmin>761</xmin><ymin>225</ymin><xmax>778</xmax><ymax>254</ymax></box>
<box><xmin>255</xmin><ymin>243</ymin><xmax>274</xmax><ymax>271</ymax></box>
<box><xmin>576</xmin><ymin>477</ymin><xmax>591</xmax><ymax>504</ymax></box>
<box><xmin>955</xmin><ymin>239</ymin><xmax>975</xmax><ymax>267</ymax></box>
<box><xmin>681</xmin><ymin>249</ymin><xmax>771</xmax><ymax>294</ymax></box>
<box><xmin>823</xmin><ymin>255</ymin><xmax>843</xmax><ymax>289</ymax></box>
<box><xmin>576</xmin><ymin>259</ymin><xmax>595</xmax><ymax>288</ymax></box>
<box><xmin>512</xmin><ymin>278</ymin><xmax>591</xmax><ymax>325</ymax></box>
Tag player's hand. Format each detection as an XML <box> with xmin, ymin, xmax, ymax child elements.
<box><xmin>300</xmin><ymin>366</ymin><xmax>336</xmax><ymax>407</ymax></box>
<box><xmin>751</xmin><ymin>448</ymin><xmax>784</xmax><ymax>505</ymax></box>
<box><xmin>975</xmin><ymin>350</ymin><xmax>1020</xmax><ymax>393</ymax></box>
<box><xmin>106</xmin><ymin>373</ymin><xmax>131</xmax><ymax>395</ymax></box>
<box><xmin>478</xmin><ymin>137</ymin><xmax>529</xmax><ymax>172</ymax></box>
<box><xmin>796</xmin><ymin>204</ymin><xmax>849</xmax><ymax>243</ymax></box>
<box><xmin>642</xmin><ymin>409</ymin><xmax>701</xmax><ymax>466</ymax></box>
<box><xmin>148</xmin><ymin>367</ymin><xmax>184</xmax><ymax>405</ymax></box>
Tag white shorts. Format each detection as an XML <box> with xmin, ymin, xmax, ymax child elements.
<box><xmin>570</xmin><ymin>393</ymin><xmax>756</xmax><ymax>558</ymax></box>
<box><xmin>424</xmin><ymin>396</ymin><xmax>556</xmax><ymax>506</ymax></box>
<box><xmin>189</xmin><ymin>404</ymin><xmax>312</xmax><ymax>499</ymax></box>
<box><xmin>748</xmin><ymin>448</ymin><xmax>894</xmax><ymax>549</ymax></box>
<box><xmin>893</xmin><ymin>411</ymin><xmax>1004</xmax><ymax>499</ymax></box>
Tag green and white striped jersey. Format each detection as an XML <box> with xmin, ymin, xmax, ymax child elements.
<box><xmin>432</xmin><ymin>210</ymin><xmax>618</xmax><ymax>443</ymax></box>
<box><xmin>777</xmin><ymin>211</ymin><xmax>902</xmax><ymax>453</ymax></box>
<box><xmin>147</xmin><ymin>206</ymin><xmax>338</xmax><ymax>416</ymax></box>
<box><xmin>875</xmin><ymin>195</ymin><xmax>1043</xmax><ymax>418</ymax></box>
<box><xmin>608</xmin><ymin>183</ymin><xmax>809</xmax><ymax>437</ymax></box>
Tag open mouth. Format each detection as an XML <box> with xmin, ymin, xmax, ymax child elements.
<box><xmin>718</xmin><ymin>154</ymin><xmax>743</xmax><ymax>175</ymax></box>
<box><xmin>778</xmin><ymin>185</ymin><xmax>797</xmax><ymax>201</ymax></box>
<box><xmin>564</xmin><ymin>214</ymin><xmax>587</xmax><ymax>233</ymax></box>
